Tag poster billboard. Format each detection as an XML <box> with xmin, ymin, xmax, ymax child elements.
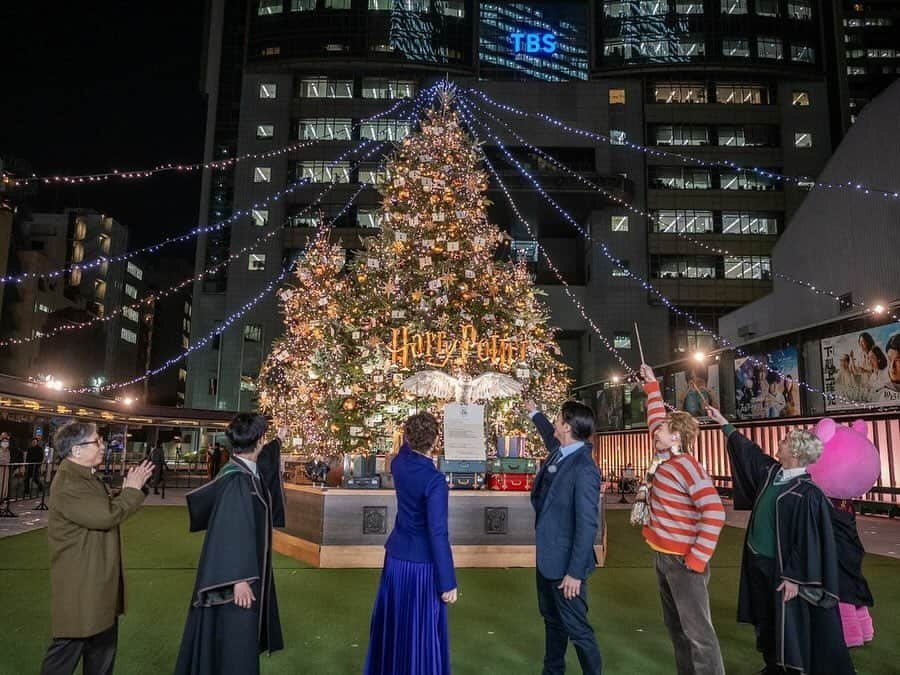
<box><xmin>821</xmin><ymin>321</ymin><xmax>900</xmax><ymax>411</ymax></box>
<box><xmin>734</xmin><ymin>347</ymin><xmax>801</xmax><ymax>420</ymax></box>
<box><xmin>596</xmin><ymin>384</ymin><xmax>624</xmax><ymax>431</ymax></box>
<box><xmin>674</xmin><ymin>365</ymin><xmax>720</xmax><ymax>418</ymax></box>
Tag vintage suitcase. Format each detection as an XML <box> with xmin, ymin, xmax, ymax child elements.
<box><xmin>487</xmin><ymin>457</ymin><xmax>537</xmax><ymax>474</ymax></box>
<box><xmin>496</xmin><ymin>435</ymin><xmax>527</xmax><ymax>458</ymax></box>
<box><xmin>444</xmin><ymin>472</ymin><xmax>485</xmax><ymax>490</ymax></box>
<box><xmin>341</xmin><ymin>475</ymin><xmax>382</xmax><ymax>489</ymax></box>
<box><xmin>380</xmin><ymin>473</ymin><xmax>396</xmax><ymax>490</ymax></box>
<box><xmin>438</xmin><ymin>457</ymin><xmax>488</xmax><ymax>473</ymax></box>
<box><xmin>487</xmin><ymin>472</ymin><xmax>534</xmax><ymax>492</ymax></box>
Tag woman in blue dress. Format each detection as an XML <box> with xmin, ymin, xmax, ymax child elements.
<box><xmin>364</xmin><ymin>412</ymin><xmax>458</xmax><ymax>675</ymax></box>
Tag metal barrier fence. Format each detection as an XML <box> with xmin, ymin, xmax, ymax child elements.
<box><xmin>0</xmin><ymin>461</ymin><xmax>52</xmax><ymax>516</ymax></box>
<box><xmin>593</xmin><ymin>411</ymin><xmax>900</xmax><ymax>506</ymax></box>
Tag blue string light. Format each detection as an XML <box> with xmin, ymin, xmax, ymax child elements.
<box><xmin>466</xmin><ymin>87</ymin><xmax>900</xmax><ymax>202</ymax></box>
<box><xmin>457</xmin><ymin>96</ymin><xmax>876</xmax><ymax>409</ymax></box>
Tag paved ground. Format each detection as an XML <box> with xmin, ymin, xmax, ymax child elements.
<box><xmin>4</xmin><ymin>489</ymin><xmax>900</xmax><ymax>560</ymax></box>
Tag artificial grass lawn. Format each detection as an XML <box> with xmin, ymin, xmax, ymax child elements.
<box><xmin>1</xmin><ymin>509</ymin><xmax>898</xmax><ymax>675</ymax></box>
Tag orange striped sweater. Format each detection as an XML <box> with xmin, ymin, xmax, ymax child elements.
<box><xmin>641</xmin><ymin>380</ymin><xmax>725</xmax><ymax>572</ymax></box>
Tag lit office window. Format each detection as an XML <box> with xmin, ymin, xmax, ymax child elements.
<box><xmin>614</xmin><ymin>333</ymin><xmax>633</xmax><ymax>349</ymax></box>
<box><xmin>258</xmin><ymin>83</ymin><xmax>277</xmax><ymax>99</ymax></box>
<box><xmin>290</xmin><ymin>0</ymin><xmax>315</xmax><ymax>9</ymax></box>
<box><xmin>653</xmin><ymin>82</ymin><xmax>707</xmax><ymax>103</ymax></box>
<box><xmin>715</xmin><ymin>83</ymin><xmax>769</xmax><ymax>104</ymax></box>
<box><xmin>653</xmin><ymin>210</ymin><xmax>714</xmax><ymax>233</ymax></box>
<box><xmin>757</xmin><ymin>0</ymin><xmax>779</xmax><ymax>16</ymax></box>
<box><xmin>724</xmin><ymin>256</ymin><xmax>771</xmax><ymax>280</ymax></box>
<box><xmin>794</xmin><ymin>132</ymin><xmax>813</xmax><ymax>148</ymax></box>
<box><xmin>123</xmin><ymin>306</ymin><xmax>139</xmax><ymax>323</ymax></box>
<box><xmin>791</xmin><ymin>44</ymin><xmax>815</xmax><ymax>63</ymax></box>
<box><xmin>251</xmin><ymin>209</ymin><xmax>269</xmax><ymax>227</ymax></box>
<box><xmin>722</xmin><ymin>212</ymin><xmax>778</xmax><ymax>235</ymax></box>
<box><xmin>256</xmin><ymin>124</ymin><xmax>275</xmax><ymax>139</ymax></box>
<box><xmin>121</xmin><ymin>328</ymin><xmax>137</xmax><ymax>344</ymax></box>
<box><xmin>608</xmin><ymin>88</ymin><xmax>626</xmax><ymax>104</ymax></box>
<box><xmin>297</xmin><ymin>161</ymin><xmax>352</xmax><ymax>183</ymax></box>
<box><xmin>788</xmin><ymin>0</ymin><xmax>812</xmax><ymax>19</ymax></box>
<box><xmin>721</xmin><ymin>0</ymin><xmax>747</xmax><ymax>14</ymax></box>
<box><xmin>360</xmin><ymin>119</ymin><xmax>412</xmax><ymax>141</ymax></box>
<box><xmin>758</xmin><ymin>37</ymin><xmax>783</xmax><ymax>59</ymax></box>
<box><xmin>298</xmin><ymin>77</ymin><xmax>353</xmax><ymax>98</ymax></box>
<box><xmin>654</xmin><ymin>125</ymin><xmax>709</xmax><ymax>146</ymax></box>
<box><xmin>127</xmin><ymin>262</ymin><xmax>143</xmax><ymax>279</ymax></box>
<box><xmin>362</xmin><ymin>78</ymin><xmax>417</xmax><ymax>99</ymax></box>
<box><xmin>357</xmin><ymin>208</ymin><xmax>382</xmax><ymax>228</ymax></box>
<box><xmin>125</xmin><ymin>283</ymin><xmax>138</xmax><ymax>299</ymax></box>
<box><xmin>298</xmin><ymin>118</ymin><xmax>352</xmax><ymax>140</ymax></box>
<box><xmin>611</xmin><ymin>216</ymin><xmax>629</xmax><ymax>232</ymax></box>
<box><xmin>258</xmin><ymin>0</ymin><xmax>283</xmax><ymax>15</ymax></box>
<box><xmin>611</xmin><ymin>260</ymin><xmax>630</xmax><ymax>277</ymax></box>
<box><xmin>792</xmin><ymin>91</ymin><xmax>810</xmax><ymax>106</ymax></box>
<box><xmin>248</xmin><ymin>254</ymin><xmax>267</xmax><ymax>271</ymax></box>
<box><xmin>253</xmin><ymin>167</ymin><xmax>272</xmax><ymax>183</ymax></box>
<box><xmin>722</xmin><ymin>39</ymin><xmax>749</xmax><ymax>57</ymax></box>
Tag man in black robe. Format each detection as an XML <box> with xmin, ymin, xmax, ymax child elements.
<box><xmin>175</xmin><ymin>415</ymin><xmax>286</xmax><ymax>675</ymax></box>
<box><xmin>706</xmin><ymin>405</ymin><xmax>854</xmax><ymax>675</ymax></box>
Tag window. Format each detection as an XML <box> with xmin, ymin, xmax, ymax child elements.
<box><xmin>256</xmin><ymin>124</ymin><xmax>274</xmax><ymax>139</ymax></box>
<box><xmin>788</xmin><ymin>0</ymin><xmax>812</xmax><ymax>19</ymax></box>
<box><xmin>298</xmin><ymin>118</ymin><xmax>352</xmax><ymax>140</ymax></box>
<box><xmin>715</xmin><ymin>83</ymin><xmax>769</xmax><ymax>104</ymax></box>
<box><xmin>649</xmin><ymin>167</ymin><xmax>711</xmax><ymax>190</ymax></box>
<box><xmin>603</xmin><ymin>1</ymin><xmax>630</xmax><ymax>16</ymax></box>
<box><xmin>258</xmin><ymin>83</ymin><xmax>277</xmax><ymax>99</ymax></box>
<box><xmin>251</xmin><ymin>209</ymin><xmax>269</xmax><ymax>227</ymax></box>
<box><xmin>179</xmin><ymin>368</ymin><xmax>187</xmax><ymax>383</ymax></box>
<box><xmin>511</xmin><ymin>241</ymin><xmax>539</xmax><ymax>262</ymax></box>
<box><xmin>791</xmin><ymin>44</ymin><xmax>814</xmax><ymax>63</ymax></box>
<box><xmin>36</xmin><ymin>303</ymin><xmax>51</xmax><ymax>313</ymax></box>
<box><xmin>370</xmin><ymin>0</ymin><xmax>429</xmax><ymax>8</ymax></box>
<box><xmin>357</xmin><ymin>208</ymin><xmax>382</xmax><ymax>228</ymax></box>
<box><xmin>183</xmin><ymin>317</ymin><xmax>191</xmax><ymax>333</ymax></box>
<box><xmin>69</xmin><ymin>268</ymin><xmax>82</xmax><ymax>286</ymax></box>
<box><xmin>794</xmin><ymin>132</ymin><xmax>813</xmax><ymax>148</ymax></box>
<box><xmin>868</xmin><ymin>47</ymin><xmax>899</xmax><ymax>58</ymax></box>
<box><xmin>361</xmin><ymin>78</ymin><xmax>417</xmax><ymax>99</ymax></box>
<box><xmin>717</xmin><ymin>125</ymin><xmax>775</xmax><ymax>147</ymax></box>
<box><xmin>290</xmin><ymin>0</ymin><xmax>315</xmax><ymax>9</ymax></box>
<box><xmin>722</xmin><ymin>39</ymin><xmax>749</xmax><ymax>57</ymax></box>
<box><xmin>121</xmin><ymin>328</ymin><xmax>137</xmax><ymax>344</ymax></box>
<box><xmin>610</xmin><ymin>129</ymin><xmax>627</xmax><ymax>145</ymax></box>
<box><xmin>248</xmin><ymin>254</ymin><xmax>267</xmax><ymax>271</ymax></box>
<box><xmin>123</xmin><ymin>306</ymin><xmax>139</xmax><ymax>323</ymax></box>
<box><xmin>653</xmin><ymin>210</ymin><xmax>714</xmax><ymax>233</ymax></box>
<box><xmin>757</xmin><ymin>0</ymin><xmax>779</xmax><ymax>16</ymax></box>
<box><xmin>721</xmin><ymin>212</ymin><xmax>778</xmax><ymax>235</ymax></box>
<box><xmin>724</xmin><ymin>256</ymin><xmax>771</xmax><ymax>280</ymax></box>
<box><xmin>244</xmin><ymin>324</ymin><xmax>263</xmax><ymax>342</ymax></box>
<box><xmin>287</xmin><ymin>210</ymin><xmax>317</xmax><ymax>228</ymax></box>
<box><xmin>612</xmin><ymin>261</ymin><xmax>630</xmax><ymax>277</ymax></box>
<box><xmin>74</xmin><ymin>218</ymin><xmax>87</xmax><ymax>240</ymax></box>
<box><xmin>720</xmin><ymin>172</ymin><xmax>776</xmax><ymax>190</ymax></box>
<box><xmin>126</xmin><ymin>262</ymin><xmax>143</xmax><ymax>280</ymax></box>
<box><xmin>99</xmin><ymin>234</ymin><xmax>111</xmax><ymax>254</ymax></box>
<box><xmin>261</xmin><ymin>46</ymin><xmax>281</xmax><ymax>56</ymax></box>
<box><xmin>655</xmin><ymin>257</ymin><xmax>717</xmax><ymax>279</ymax></box>
<box><xmin>847</xmin><ymin>66</ymin><xmax>866</xmax><ymax>76</ymax></box>
<box><xmin>324</xmin><ymin>43</ymin><xmax>349</xmax><ymax>52</ymax></box>
<box><xmin>721</xmin><ymin>0</ymin><xmax>747</xmax><ymax>14</ymax></box>
<box><xmin>298</xmin><ymin>77</ymin><xmax>353</xmax><ymax>98</ymax></box>
<box><xmin>324</xmin><ymin>0</ymin><xmax>351</xmax><ymax>7</ymax></box>
<box><xmin>360</xmin><ymin>119</ymin><xmax>412</xmax><ymax>141</ymax></box>
<box><xmin>184</xmin><ymin>301</ymin><xmax>192</xmax><ymax>317</ymax></box>
<box><xmin>125</xmin><ymin>283</ymin><xmax>138</xmax><ymax>299</ymax></box>
<box><xmin>677</xmin><ymin>39</ymin><xmax>705</xmax><ymax>57</ymax></box>
<box><xmin>757</xmin><ymin>37</ymin><xmax>783</xmax><ymax>59</ymax></box>
<box><xmin>258</xmin><ymin>0</ymin><xmax>282</xmax><ymax>15</ymax></box>
<box><xmin>652</xmin><ymin>82</ymin><xmax>706</xmax><ymax>103</ymax></box>
<box><xmin>297</xmin><ymin>161</ymin><xmax>352</xmax><ymax>183</ymax></box>
<box><xmin>611</xmin><ymin>216</ymin><xmax>629</xmax><ymax>232</ymax></box>
<box><xmin>792</xmin><ymin>91</ymin><xmax>810</xmax><ymax>106</ymax></box>
<box><xmin>253</xmin><ymin>167</ymin><xmax>272</xmax><ymax>183</ymax></box>
<box><xmin>440</xmin><ymin>0</ymin><xmax>465</xmax><ymax>17</ymax></box>
<box><xmin>71</xmin><ymin>241</ymin><xmax>85</xmax><ymax>262</ymax></box>
<box><xmin>358</xmin><ymin>164</ymin><xmax>389</xmax><ymax>185</ymax></box>
<box><xmin>675</xmin><ymin>1</ymin><xmax>703</xmax><ymax>13</ymax></box>
<box><xmin>614</xmin><ymin>333</ymin><xmax>633</xmax><ymax>349</ymax></box>
<box><xmin>608</xmin><ymin>88</ymin><xmax>626</xmax><ymax>105</ymax></box>
<box><xmin>654</xmin><ymin>125</ymin><xmax>709</xmax><ymax>146</ymax></box>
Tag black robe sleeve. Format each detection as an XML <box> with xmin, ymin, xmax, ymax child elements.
<box><xmin>186</xmin><ymin>474</ymin><xmax>262</xmax><ymax>607</ymax></box>
<box><xmin>781</xmin><ymin>487</ymin><xmax>841</xmax><ymax>608</ymax></box>
<box><xmin>725</xmin><ymin>429</ymin><xmax>779</xmax><ymax>509</ymax></box>
<box><xmin>830</xmin><ymin>507</ymin><xmax>874</xmax><ymax>607</ymax></box>
<box><xmin>257</xmin><ymin>438</ymin><xmax>285</xmax><ymax>527</ymax></box>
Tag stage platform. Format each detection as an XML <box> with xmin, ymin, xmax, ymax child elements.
<box><xmin>273</xmin><ymin>484</ymin><xmax>606</xmax><ymax>568</ymax></box>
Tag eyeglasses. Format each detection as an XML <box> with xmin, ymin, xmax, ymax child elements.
<box><xmin>77</xmin><ymin>438</ymin><xmax>103</xmax><ymax>448</ymax></box>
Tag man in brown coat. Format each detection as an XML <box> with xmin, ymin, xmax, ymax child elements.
<box><xmin>40</xmin><ymin>421</ymin><xmax>153</xmax><ymax>675</ymax></box>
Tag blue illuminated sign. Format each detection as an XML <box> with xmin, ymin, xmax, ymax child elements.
<box><xmin>510</xmin><ymin>32</ymin><xmax>557</xmax><ymax>55</ymax></box>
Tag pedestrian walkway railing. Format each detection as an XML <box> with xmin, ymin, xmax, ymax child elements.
<box><xmin>0</xmin><ymin>461</ymin><xmax>52</xmax><ymax>517</ymax></box>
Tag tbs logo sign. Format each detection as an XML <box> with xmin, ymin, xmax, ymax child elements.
<box><xmin>510</xmin><ymin>32</ymin><xmax>557</xmax><ymax>55</ymax></box>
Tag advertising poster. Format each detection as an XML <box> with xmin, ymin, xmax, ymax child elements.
<box><xmin>674</xmin><ymin>365</ymin><xmax>720</xmax><ymax>418</ymax></box>
<box><xmin>596</xmin><ymin>385</ymin><xmax>624</xmax><ymax>431</ymax></box>
<box><xmin>821</xmin><ymin>321</ymin><xmax>900</xmax><ymax>411</ymax></box>
<box><xmin>734</xmin><ymin>347</ymin><xmax>801</xmax><ymax>420</ymax></box>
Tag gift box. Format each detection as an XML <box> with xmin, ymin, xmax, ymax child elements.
<box><xmin>341</xmin><ymin>476</ymin><xmax>382</xmax><ymax>489</ymax></box>
<box><xmin>488</xmin><ymin>457</ymin><xmax>537</xmax><ymax>474</ymax></box>
<box><xmin>487</xmin><ymin>472</ymin><xmax>534</xmax><ymax>492</ymax></box>
<box><xmin>444</xmin><ymin>472</ymin><xmax>485</xmax><ymax>490</ymax></box>
<box><xmin>438</xmin><ymin>457</ymin><xmax>488</xmax><ymax>473</ymax></box>
<box><xmin>496</xmin><ymin>435</ymin><xmax>527</xmax><ymax>458</ymax></box>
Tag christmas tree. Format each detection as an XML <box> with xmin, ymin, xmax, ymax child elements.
<box><xmin>260</xmin><ymin>91</ymin><xmax>569</xmax><ymax>456</ymax></box>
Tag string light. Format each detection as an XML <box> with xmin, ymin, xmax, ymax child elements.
<box><xmin>462</xmin><ymin>94</ymin><xmax>900</xmax><ymax>325</ymax></box>
<box><xmin>7</xmin><ymin>95</ymin><xmax>420</xmax><ymax>186</ymax></box>
<box><xmin>457</xmin><ymin>97</ymin><xmax>876</xmax><ymax>410</ymax></box>
<box><xmin>467</xmin><ymin>88</ymin><xmax>900</xmax><ymax>201</ymax></box>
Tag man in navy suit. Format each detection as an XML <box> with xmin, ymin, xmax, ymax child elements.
<box><xmin>526</xmin><ymin>399</ymin><xmax>602</xmax><ymax>675</ymax></box>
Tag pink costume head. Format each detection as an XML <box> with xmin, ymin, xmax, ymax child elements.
<box><xmin>807</xmin><ymin>418</ymin><xmax>881</xmax><ymax>499</ymax></box>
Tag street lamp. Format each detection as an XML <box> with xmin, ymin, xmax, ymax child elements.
<box><xmin>693</xmin><ymin>351</ymin><xmax>706</xmax><ymax>363</ymax></box>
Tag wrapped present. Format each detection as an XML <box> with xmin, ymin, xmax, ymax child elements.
<box><xmin>496</xmin><ymin>435</ymin><xmax>527</xmax><ymax>458</ymax></box>
<box><xmin>341</xmin><ymin>475</ymin><xmax>382</xmax><ymax>489</ymax></box>
<box><xmin>487</xmin><ymin>472</ymin><xmax>534</xmax><ymax>492</ymax></box>
<box><xmin>488</xmin><ymin>457</ymin><xmax>538</xmax><ymax>474</ymax></box>
<box><xmin>438</xmin><ymin>457</ymin><xmax>488</xmax><ymax>473</ymax></box>
<box><xmin>445</xmin><ymin>472</ymin><xmax>485</xmax><ymax>490</ymax></box>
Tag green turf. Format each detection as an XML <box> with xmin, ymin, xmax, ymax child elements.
<box><xmin>1</xmin><ymin>508</ymin><xmax>897</xmax><ymax>674</ymax></box>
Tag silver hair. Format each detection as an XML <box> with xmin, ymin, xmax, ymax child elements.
<box><xmin>53</xmin><ymin>421</ymin><xmax>97</xmax><ymax>460</ymax></box>
<box><xmin>785</xmin><ymin>429</ymin><xmax>823</xmax><ymax>466</ymax></box>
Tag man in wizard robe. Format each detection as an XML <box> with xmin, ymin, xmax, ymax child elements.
<box><xmin>706</xmin><ymin>405</ymin><xmax>854</xmax><ymax>675</ymax></box>
<box><xmin>174</xmin><ymin>414</ymin><xmax>286</xmax><ymax>675</ymax></box>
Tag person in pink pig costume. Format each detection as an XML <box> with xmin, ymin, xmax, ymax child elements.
<box><xmin>807</xmin><ymin>418</ymin><xmax>880</xmax><ymax>648</ymax></box>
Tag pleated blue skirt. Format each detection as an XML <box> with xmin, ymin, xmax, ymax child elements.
<box><xmin>363</xmin><ymin>554</ymin><xmax>450</xmax><ymax>675</ymax></box>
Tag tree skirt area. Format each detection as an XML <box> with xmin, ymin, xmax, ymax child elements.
<box><xmin>1</xmin><ymin>508</ymin><xmax>897</xmax><ymax>675</ymax></box>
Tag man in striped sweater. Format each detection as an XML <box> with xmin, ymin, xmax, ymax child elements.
<box><xmin>637</xmin><ymin>364</ymin><xmax>726</xmax><ymax>675</ymax></box>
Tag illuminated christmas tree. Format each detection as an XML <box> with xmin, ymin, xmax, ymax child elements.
<box><xmin>260</xmin><ymin>90</ymin><xmax>569</xmax><ymax>456</ymax></box>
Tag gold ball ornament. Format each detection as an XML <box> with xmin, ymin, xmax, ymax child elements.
<box><xmin>342</xmin><ymin>397</ymin><xmax>357</xmax><ymax>411</ymax></box>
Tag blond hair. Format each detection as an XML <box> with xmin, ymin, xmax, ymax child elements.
<box><xmin>667</xmin><ymin>411</ymin><xmax>699</xmax><ymax>450</ymax></box>
<box><xmin>785</xmin><ymin>429</ymin><xmax>823</xmax><ymax>466</ymax></box>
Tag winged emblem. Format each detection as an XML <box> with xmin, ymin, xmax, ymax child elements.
<box><xmin>401</xmin><ymin>370</ymin><xmax>523</xmax><ymax>404</ymax></box>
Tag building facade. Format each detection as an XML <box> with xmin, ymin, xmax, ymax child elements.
<box><xmin>188</xmin><ymin>0</ymin><xmax>843</xmax><ymax>412</ymax></box>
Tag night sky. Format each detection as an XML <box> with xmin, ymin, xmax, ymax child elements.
<box><xmin>1</xmin><ymin>2</ymin><xmax>206</xmax><ymax>256</ymax></box>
